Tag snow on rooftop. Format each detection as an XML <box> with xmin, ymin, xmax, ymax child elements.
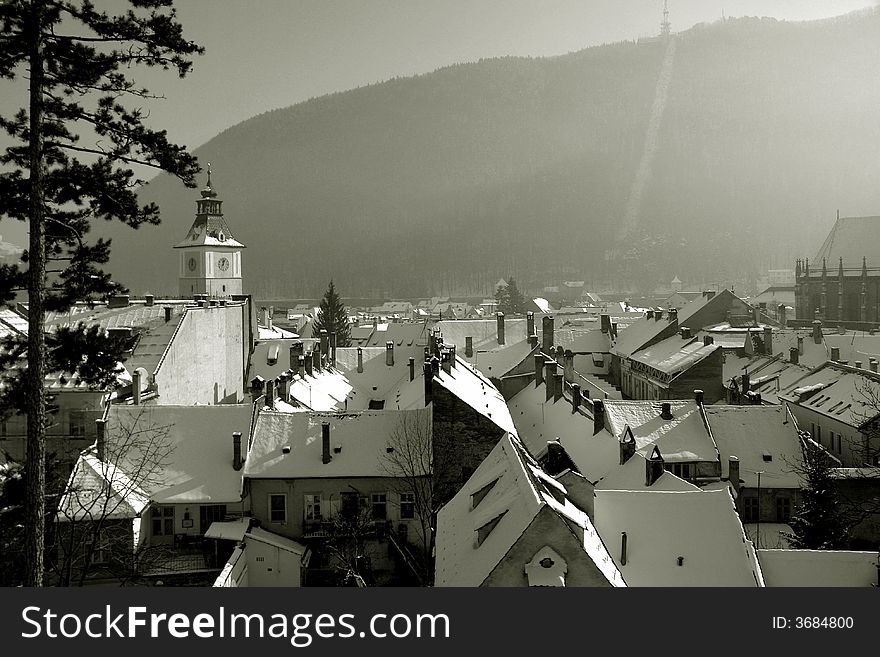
<box><xmin>758</xmin><ymin>549</ymin><xmax>880</xmax><ymax>586</ymax></box>
<box><xmin>593</xmin><ymin>488</ymin><xmax>763</xmax><ymax>586</ymax></box>
<box><xmin>595</xmin><ymin>453</ymin><xmax>701</xmax><ymax>492</ymax></box>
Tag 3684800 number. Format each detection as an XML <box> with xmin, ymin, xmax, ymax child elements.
<box><xmin>795</xmin><ymin>617</ymin><xmax>853</xmax><ymax>629</ymax></box>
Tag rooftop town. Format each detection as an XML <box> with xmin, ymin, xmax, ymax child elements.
<box><xmin>3</xmin><ymin>178</ymin><xmax>880</xmax><ymax>588</ymax></box>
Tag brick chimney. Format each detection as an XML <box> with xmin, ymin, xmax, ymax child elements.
<box><xmin>812</xmin><ymin>319</ymin><xmax>823</xmax><ymax>344</ymax></box>
<box><xmin>330</xmin><ymin>332</ymin><xmax>337</xmax><ymax>367</ymax></box>
<box><xmin>496</xmin><ymin>312</ymin><xmax>505</xmax><ymax>345</ymax></box>
<box><xmin>667</xmin><ymin>308</ymin><xmax>677</xmax><ymax>323</ymax></box>
<box><xmin>132</xmin><ymin>369</ymin><xmax>142</xmax><ymax>405</ymax></box>
<box><xmin>728</xmin><ymin>455</ymin><xmax>740</xmax><ymax>499</ymax></box>
<box><xmin>593</xmin><ymin>399</ymin><xmax>605</xmax><ymax>435</ymax></box>
<box><xmin>357</xmin><ymin>347</ymin><xmax>363</xmax><ymax>373</ymax></box>
<box><xmin>386</xmin><ymin>341</ymin><xmax>395</xmax><ymax>366</ymax></box>
<box><xmin>705</xmin><ymin>290</ymin><xmax>716</xmax><ymax>300</ymax></box>
<box><xmin>763</xmin><ymin>326</ymin><xmax>773</xmax><ymax>356</ymax></box>
<box><xmin>741</xmin><ymin>371</ymin><xmax>750</xmax><ymax>395</ymax></box>
<box><xmin>322</xmin><ymin>422</ymin><xmax>332</xmax><ymax>464</ymax></box>
<box><xmin>233</xmin><ymin>432</ymin><xmax>243</xmax><ymax>471</ymax></box>
<box><xmin>619</xmin><ymin>430</ymin><xmax>635</xmax><ymax>465</ymax></box>
<box><xmin>542</xmin><ymin>315</ymin><xmax>554</xmax><ymax>353</ymax></box>
<box><xmin>409</xmin><ymin>357</ymin><xmax>415</xmax><ymax>381</ymax></box>
<box><xmin>563</xmin><ymin>349</ymin><xmax>574</xmax><ymax>382</ymax></box>
<box><xmin>870</xmin><ymin>358</ymin><xmax>878</xmax><ymax>373</ymax></box>
<box><xmin>646</xmin><ymin>310</ymin><xmax>655</xmax><ymax>320</ymax></box>
<box><xmin>164</xmin><ymin>306</ymin><xmax>173</xmax><ymax>322</ymax></box>
<box><xmin>553</xmin><ymin>372</ymin><xmax>564</xmax><ymax>403</ymax></box>
<box><xmin>465</xmin><ymin>336</ymin><xmax>473</xmax><ymax>358</ymax></box>
<box><xmin>545</xmin><ymin>360</ymin><xmax>557</xmax><ymax>401</ymax></box>
<box><xmin>423</xmin><ymin>362</ymin><xmax>434</xmax><ymax>406</ymax></box>
<box><xmin>290</xmin><ymin>342</ymin><xmax>304</xmax><ymax>372</ymax></box>
<box><xmin>527</xmin><ymin>311</ymin><xmax>535</xmax><ymax>339</ymax></box>
<box><xmin>108</xmin><ymin>294</ymin><xmax>130</xmax><ymax>309</ymax></box>
<box><xmin>313</xmin><ymin>347</ymin><xmax>321</xmax><ymax>372</ymax></box>
<box><xmin>320</xmin><ymin>330</ymin><xmax>329</xmax><ymax>360</ymax></box>
<box><xmin>831</xmin><ymin>346</ymin><xmax>840</xmax><ymax>362</ymax></box>
<box><xmin>646</xmin><ymin>446</ymin><xmax>664</xmax><ymax>486</ymax></box>
<box><xmin>660</xmin><ymin>402</ymin><xmax>673</xmax><ymax>420</ymax></box>
<box><xmin>545</xmin><ymin>440</ymin><xmax>569</xmax><ymax>476</ymax></box>
<box><xmin>95</xmin><ymin>418</ymin><xmax>106</xmax><ymax>461</ymax></box>
<box><xmin>797</xmin><ymin>336</ymin><xmax>804</xmax><ymax>355</ymax></box>
<box><xmin>600</xmin><ymin>314</ymin><xmax>611</xmax><ymax>334</ymax></box>
<box><xmin>277</xmin><ymin>373</ymin><xmax>289</xmax><ymax>401</ymax></box>
<box><xmin>265</xmin><ymin>379</ymin><xmax>275</xmax><ymax>409</ymax></box>
<box><xmin>855</xmin><ymin>361</ymin><xmax>863</xmax><ymax>369</ymax></box>
<box><xmin>534</xmin><ymin>353</ymin><xmax>545</xmax><ymax>387</ymax></box>
<box><xmin>703</xmin><ymin>335</ymin><xmax>714</xmax><ymax>346</ymax></box>
<box><xmin>304</xmin><ymin>352</ymin><xmax>314</xmax><ymax>377</ymax></box>
<box><xmin>144</xmin><ymin>294</ymin><xmax>154</xmax><ymax>307</ymax></box>
<box><xmin>571</xmin><ymin>383</ymin><xmax>581</xmax><ymax>414</ymax></box>
<box><xmin>778</xmin><ymin>304</ymin><xmax>787</xmax><ymax>327</ymax></box>
<box><xmin>250</xmin><ymin>376</ymin><xmax>265</xmax><ymax>403</ymax></box>
<box><xmin>789</xmin><ymin>347</ymin><xmax>799</xmax><ymax>365</ymax></box>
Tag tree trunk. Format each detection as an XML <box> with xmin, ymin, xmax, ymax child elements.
<box><xmin>25</xmin><ymin>0</ymin><xmax>46</xmax><ymax>588</ymax></box>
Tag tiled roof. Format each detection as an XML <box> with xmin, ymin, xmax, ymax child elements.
<box><xmin>758</xmin><ymin>549</ymin><xmax>880</xmax><ymax>586</ymax></box>
<box><xmin>779</xmin><ymin>362</ymin><xmax>880</xmax><ymax>428</ymax></box>
<box><xmin>174</xmin><ymin>214</ymin><xmax>245</xmax><ymax>248</ymax></box>
<box><xmin>813</xmin><ymin>215</ymin><xmax>880</xmax><ymax>268</ymax></box>
<box><xmin>630</xmin><ymin>335</ymin><xmax>718</xmax><ymax>378</ymax></box>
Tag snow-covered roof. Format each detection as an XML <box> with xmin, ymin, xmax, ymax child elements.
<box><xmin>595</xmin><ymin>452</ymin><xmax>701</xmax><ymax>492</ymax></box>
<box><xmin>205</xmin><ymin>517</ymin><xmax>251</xmax><ymax>542</ymax></box>
<box><xmin>707</xmin><ymin>406</ymin><xmax>804</xmax><ymax>489</ymax></box>
<box><xmin>244</xmin><ymin>409</ymin><xmax>431</xmax><ymax>479</ymax></box>
<box><xmin>780</xmin><ymin>361</ymin><xmax>880</xmax><ymax>428</ymax></box>
<box><xmin>629</xmin><ymin>335</ymin><xmax>719</xmax><ymax>380</ymax></box>
<box><xmin>434</xmin><ymin>434</ymin><xmax>625</xmax><ymax>587</ymax></box>
<box><xmin>247</xmin><ymin>527</ymin><xmax>308</xmax><ymax>555</ymax></box>
<box><xmin>602</xmin><ymin>400</ymin><xmax>717</xmax><ymax>462</ymax></box>
<box><xmin>467</xmin><ymin>338</ymin><xmax>535</xmax><ymax>380</ymax></box>
<box><xmin>758</xmin><ymin>549</ymin><xmax>880</xmax><ymax>586</ymax></box>
<box><xmin>593</xmin><ymin>488</ymin><xmax>763</xmax><ymax>586</ymax></box>
<box><xmin>57</xmin><ymin>452</ymin><xmax>150</xmax><ymax>521</ymax></box>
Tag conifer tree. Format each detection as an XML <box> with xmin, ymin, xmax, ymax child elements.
<box><xmin>0</xmin><ymin>0</ymin><xmax>202</xmax><ymax>585</ymax></box>
<box><xmin>495</xmin><ymin>277</ymin><xmax>526</xmax><ymax>315</ymax></box>
<box><xmin>313</xmin><ymin>280</ymin><xmax>351</xmax><ymax>347</ymax></box>
<box><xmin>787</xmin><ymin>442</ymin><xmax>850</xmax><ymax>549</ymax></box>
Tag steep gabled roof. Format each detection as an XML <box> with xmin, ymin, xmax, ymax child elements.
<box><xmin>814</xmin><ymin>215</ymin><xmax>880</xmax><ymax>268</ymax></box>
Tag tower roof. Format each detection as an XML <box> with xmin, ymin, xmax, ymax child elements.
<box><xmin>814</xmin><ymin>215</ymin><xmax>880</xmax><ymax>269</ymax></box>
<box><xmin>174</xmin><ymin>167</ymin><xmax>245</xmax><ymax>249</ymax></box>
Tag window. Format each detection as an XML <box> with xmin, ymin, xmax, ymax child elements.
<box><xmin>90</xmin><ymin>528</ymin><xmax>111</xmax><ymax>565</ymax></box>
<box><xmin>304</xmin><ymin>494</ymin><xmax>321</xmax><ymax>522</ymax></box>
<box><xmin>475</xmin><ymin>511</ymin><xmax>507</xmax><ymax>547</ymax></box>
<box><xmin>269</xmin><ymin>494</ymin><xmax>287</xmax><ymax>523</ymax></box>
<box><xmin>399</xmin><ymin>493</ymin><xmax>415</xmax><ymax>520</ymax></box>
<box><xmin>743</xmin><ymin>497</ymin><xmax>759</xmax><ymax>523</ymax></box>
<box><xmin>341</xmin><ymin>492</ymin><xmax>359</xmax><ymax>519</ymax></box>
<box><xmin>837</xmin><ymin>434</ymin><xmax>842</xmax><ymax>453</ymax></box>
<box><xmin>666</xmin><ymin>462</ymin><xmax>693</xmax><ymax>480</ymax></box>
<box><xmin>371</xmin><ymin>493</ymin><xmax>387</xmax><ymax>521</ymax></box>
<box><xmin>69</xmin><ymin>410</ymin><xmax>87</xmax><ymax>438</ymax></box>
<box><xmin>0</xmin><ymin>420</ymin><xmax>6</xmax><ymax>440</ymax></box>
<box><xmin>151</xmin><ymin>505</ymin><xmax>174</xmax><ymax>536</ymax></box>
<box><xmin>776</xmin><ymin>497</ymin><xmax>791</xmax><ymax>523</ymax></box>
<box><xmin>470</xmin><ymin>479</ymin><xmax>498</xmax><ymax>510</ymax></box>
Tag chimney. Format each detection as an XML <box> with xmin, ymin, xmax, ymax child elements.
<box><xmin>542</xmin><ymin>315</ymin><xmax>554</xmax><ymax>353</ymax></box>
<box><xmin>496</xmin><ymin>312</ymin><xmax>505</xmax><ymax>345</ymax></box>
<box><xmin>855</xmin><ymin>361</ymin><xmax>863</xmax><ymax>370</ymax></box>
<box><xmin>534</xmin><ymin>354</ymin><xmax>545</xmax><ymax>387</ymax></box>
<box><xmin>812</xmin><ymin>319</ymin><xmax>823</xmax><ymax>344</ymax></box>
<box><xmin>545</xmin><ymin>440</ymin><xmax>568</xmax><ymax>476</ymax></box>
<box><xmin>728</xmin><ymin>455</ymin><xmax>740</xmax><ymax>499</ymax></box>
<box><xmin>409</xmin><ymin>357</ymin><xmax>415</xmax><ymax>381</ymax></box>
<box><xmin>441</xmin><ymin>351</ymin><xmax>452</xmax><ymax>374</ymax></box>
<box><xmin>163</xmin><ymin>306</ymin><xmax>173</xmax><ymax>322</ymax></box>
<box><xmin>312</xmin><ymin>347</ymin><xmax>321</xmax><ymax>372</ymax></box>
<box><xmin>646</xmin><ymin>446</ymin><xmax>664</xmax><ymax>486</ymax></box>
<box><xmin>527</xmin><ymin>311</ymin><xmax>535</xmax><ymax>339</ymax></box>
<box><xmin>107</xmin><ymin>294</ymin><xmax>130</xmax><ymax>309</ymax></box>
<box><xmin>741</xmin><ymin>371</ymin><xmax>750</xmax><ymax>395</ymax></box>
<box><xmin>249</xmin><ymin>376</ymin><xmax>265</xmax><ymax>403</ymax></box>
<box><xmin>620</xmin><ymin>532</ymin><xmax>628</xmax><ymax>567</ymax></box>
<box><xmin>386</xmin><ymin>341</ymin><xmax>395</xmax><ymax>367</ymax></box>
<box><xmin>144</xmin><ymin>294</ymin><xmax>154</xmax><ymax>307</ymax></box>
<box><xmin>694</xmin><ymin>389</ymin><xmax>704</xmax><ymax>405</ymax></box>
<box><xmin>209</xmin><ymin>299</ymin><xmax>218</xmax><ymax>307</ymax></box>
<box><xmin>600</xmin><ymin>314</ymin><xmax>611</xmax><ymax>334</ymax></box>
<box><xmin>277</xmin><ymin>373</ymin><xmax>289</xmax><ymax>401</ymax></box>
<box><xmin>450</xmin><ymin>345</ymin><xmax>456</xmax><ymax>367</ymax></box>
<box><xmin>870</xmin><ymin>358</ymin><xmax>878</xmax><ymax>373</ymax></box>
<box><xmin>132</xmin><ymin>369</ymin><xmax>142</xmax><ymax>405</ymax></box>
<box><xmin>304</xmin><ymin>352</ymin><xmax>314</xmax><ymax>377</ymax></box>
<box><xmin>553</xmin><ymin>372</ymin><xmax>564</xmax><ymax>403</ymax></box>
<box><xmin>197</xmin><ymin>299</ymin><xmax>206</xmax><ymax>309</ymax></box>
<box><xmin>545</xmin><ymin>360</ymin><xmax>557</xmax><ymax>401</ymax></box>
<box><xmin>705</xmin><ymin>290</ymin><xmax>716</xmax><ymax>300</ymax></box>
<box><xmin>233</xmin><ymin>432</ymin><xmax>243</xmax><ymax>471</ymax></box>
<box><xmin>703</xmin><ymin>335</ymin><xmax>714</xmax><ymax>346</ymax></box>
<box><xmin>528</xmin><ymin>333</ymin><xmax>538</xmax><ymax>348</ymax></box>
<box><xmin>646</xmin><ymin>310</ymin><xmax>655</xmax><ymax>320</ymax></box>
<box><xmin>667</xmin><ymin>308</ymin><xmax>677</xmax><ymax>323</ymax></box>
<box><xmin>593</xmin><ymin>399</ymin><xmax>605</xmax><ymax>435</ymax></box>
<box><xmin>268</xmin><ymin>306</ymin><xmax>274</xmax><ymax>331</ymax></box>
<box><xmin>797</xmin><ymin>336</ymin><xmax>804</xmax><ymax>355</ymax></box>
<box><xmin>423</xmin><ymin>362</ymin><xmax>434</xmax><ymax>406</ymax></box>
<box><xmin>95</xmin><ymin>419</ymin><xmax>106</xmax><ymax>461</ymax></box>
<box><xmin>431</xmin><ymin>356</ymin><xmax>440</xmax><ymax>377</ymax></box>
<box><xmin>320</xmin><ymin>330</ymin><xmax>329</xmax><ymax>360</ymax></box>
<box><xmin>265</xmin><ymin>379</ymin><xmax>275</xmax><ymax>409</ymax></box>
<box><xmin>261</xmin><ymin>306</ymin><xmax>269</xmax><ymax>327</ymax></box>
<box><xmin>322</xmin><ymin>422</ymin><xmax>331</xmax><ymax>464</ymax></box>
<box><xmin>789</xmin><ymin>347</ymin><xmax>799</xmax><ymax>365</ymax></box>
<box><xmin>290</xmin><ymin>342</ymin><xmax>303</xmax><ymax>372</ymax></box>
<box><xmin>619</xmin><ymin>431</ymin><xmax>635</xmax><ymax>465</ymax></box>
<box><xmin>778</xmin><ymin>304</ymin><xmax>787</xmax><ymax>327</ymax></box>
<box><xmin>660</xmin><ymin>402</ymin><xmax>673</xmax><ymax>420</ymax></box>
<box><xmin>763</xmin><ymin>326</ymin><xmax>773</xmax><ymax>355</ymax></box>
<box><xmin>680</xmin><ymin>326</ymin><xmax>691</xmax><ymax>340</ymax></box>
<box><xmin>563</xmin><ymin>349</ymin><xmax>574</xmax><ymax>382</ymax></box>
<box><xmin>219</xmin><ymin>299</ymin><xmax>227</xmax><ymax>307</ymax></box>
<box><xmin>571</xmin><ymin>383</ymin><xmax>581</xmax><ymax>414</ymax></box>
<box><xmin>611</xmin><ymin>322</ymin><xmax>618</xmax><ymax>338</ymax></box>
<box><xmin>465</xmin><ymin>336</ymin><xmax>474</xmax><ymax>358</ymax></box>
<box><xmin>330</xmin><ymin>332</ymin><xmax>337</xmax><ymax>367</ymax></box>
<box><xmin>831</xmin><ymin>346</ymin><xmax>840</xmax><ymax>362</ymax></box>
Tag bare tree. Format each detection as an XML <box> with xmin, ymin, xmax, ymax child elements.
<box><xmin>53</xmin><ymin>407</ymin><xmax>175</xmax><ymax>586</ymax></box>
<box><xmin>322</xmin><ymin>504</ymin><xmax>377</xmax><ymax>586</ymax></box>
<box><xmin>381</xmin><ymin>409</ymin><xmax>436</xmax><ymax>583</ymax></box>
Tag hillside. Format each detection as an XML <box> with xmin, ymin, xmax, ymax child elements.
<box><xmin>100</xmin><ymin>10</ymin><xmax>880</xmax><ymax>298</ymax></box>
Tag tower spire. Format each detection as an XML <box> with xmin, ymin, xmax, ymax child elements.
<box><xmin>660</xmin><ymin>0</ymin><xmax>671</xmax><ymax>38</ymax></box>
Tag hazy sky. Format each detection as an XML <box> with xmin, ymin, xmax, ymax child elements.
<box><xmin>0</xmin><ymin>0</ymin><xmax>874</xmax><ymax>246</ymax></box>
<box><xmin>137</xmin><ymin>0</ymin><xmax>875</xmax><ymax>151</ymax></box>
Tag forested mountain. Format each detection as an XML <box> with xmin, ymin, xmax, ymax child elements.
<box><xmin>102</xmin><ymin>10</ymin><xmax>880</xmax><ymax>298</ymax></box>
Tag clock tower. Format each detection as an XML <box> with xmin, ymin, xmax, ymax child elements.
<box><xmin>174</xmin><ymin>165</ymin><xmax>245</xmax><ymax>297</ymax></box>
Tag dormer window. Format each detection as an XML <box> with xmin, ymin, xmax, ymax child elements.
<box><xmin>475</xmin><ymin>511</ymin><xmax>506</xmax><ymax>547</ymax></box>
<box><xmin>470</xmin><ymin>479</ymin><xmax>498</xmax><ymax>510</ymax></box>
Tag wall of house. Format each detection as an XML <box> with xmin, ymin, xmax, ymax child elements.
<box><xmin>669</xmin><ymin>350</ymin><xmax>724</xmax><ymax>403</ymax></box>
<box><xmin>835</xmin><ymin>477</ymin><xmax>880</xmax><ymax>549</ymax></box>
<box><xmin>155</xmin><ymin>304</ymin><xmax>246</xmax><ymax>405</ymax></box>
<box><xmin>785</xmin><ymin>404</ymin><xmax>871</xmax><ymax>467</ymax></box>
<box><xmin>140</xmin><ymin>501</ymin><xmax>246</xmax><ymax>548</ymax></box>
<box><xmin>739</xmin><ymin>486</ymin><xmax>800</xmax><ymax>525</ymax></box>
<box><xmin>244</xmin><ymin>537</ymin><xmax>302</xmax><ymax>586</ymax></box>
<box><xmin>482</xmin><ymin>508</ymin><xmax>614</xmax><ymax>587</ymax></box>
<box><xmin>431</xmin><ymin>385</ymin><xmax>508</xmax><ymax>508</ymax></box>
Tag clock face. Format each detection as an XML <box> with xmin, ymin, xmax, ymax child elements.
<box><xmin>187</xmin><ymin>257</ymin><xmax>197</xmax><ymax>272</ymax></box>
<box><xmin>217</xmin><ymin>257</ymin><xmax>230</xmax><ymax>272</ymax></box>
